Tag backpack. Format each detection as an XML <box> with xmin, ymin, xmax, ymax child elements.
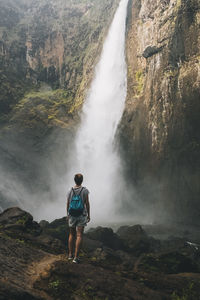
<box><xmin>68</xmin><ymin>187</ymin><xmax>84</xmax><ymax>217</ymax></box>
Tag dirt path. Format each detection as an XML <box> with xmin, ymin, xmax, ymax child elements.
<box><xmin>26</xmin><ymin>254</ymin><xmax>65</xmax><ymax>300</ymax></box>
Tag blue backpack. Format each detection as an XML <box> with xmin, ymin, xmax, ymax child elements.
<box><xmin>68</xmin><ymin>187</ymin><xmax>84</xmax><ymax>217</ymax></box>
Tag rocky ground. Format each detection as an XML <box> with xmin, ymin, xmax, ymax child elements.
<box><xmin>0</xmin><ymin>207</ymin><xmax>200</xmax><ymax>300</ymax></box>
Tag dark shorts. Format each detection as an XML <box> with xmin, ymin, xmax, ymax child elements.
<box><xmin>68</xmin><ymin>215</ymin><xmax>87</xmax><ymax>228</ymax></box>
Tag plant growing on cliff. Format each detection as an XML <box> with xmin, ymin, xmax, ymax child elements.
<box><xmin>135</xmin><ymin>70</ymin><xmax>144</xmax><ymax>95</ymax></box>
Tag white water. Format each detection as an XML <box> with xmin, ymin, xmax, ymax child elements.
<box><xmin>37</xmin><ymin>0</ymin><xmax>129</xmax><ymax>223</ymax></box>
<box><xmin>68</xmin><ymin>0</ymin><xmax>128</xmax><ymax>224</ymax></box>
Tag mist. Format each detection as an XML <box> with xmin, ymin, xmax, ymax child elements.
<box><xmin>37</xmin><ymin>0</ymin><xmax>130</xmax><ymax>224</ymax></box>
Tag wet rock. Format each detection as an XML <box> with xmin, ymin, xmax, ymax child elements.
<box><xmin>0</xmin><ymin>207</ymin><xmax>41</xmax><ymax>236</ymax></box>
<box><xmin>39</xmin><ymin>220</ymin><xmax>49</xmax><ymax>228</ymax></box>
<box><xmin>0</xmin><ymin>207</ymin><xmax>33</xmax><ymax>225</ymax></box>
<box><xmin>85</xmin><ymin>226</ymin><xmax>125</xmax><ymax>250</ymax></box>
<box><xmin>90</xmin><ymin>247</ymin><xmax>122</xmax><ymax>271</ymax></box>
<box><xmin>0</xmin><ymin>234</ymin><xmax>48</xmax><ymax>300</ymax></box>
<box><xmin>35</xmin><ymin>234</ymin><xmax>65</xmax><ymax>254</ymax></box>
<box><xmin>42</xmin><ymin>216</ymin><xmax>69</xmax><ymax>244</ymax></box>
<box><xmin>138</xmin><ymin>251</ymin><xmax>200</xmax><ymax>274</ymax></box>
<box><xmin>116</xmin><ymin>225</ymin><xmax>153</xmax><ymax>255</ymax></box>
<box><xmin>142</xmin><ymin>45</ymin><xmax>163</xmax><ymax>58</ymax></box>
<box><xmin>0</xmin><ymin>207</ymin><xmax>65</xmax><ymax>254</ymax></box>
<box><xmin>82</xmin><ymin>236</ymin><xmax>103</xmax><ymax>253</ymax></box>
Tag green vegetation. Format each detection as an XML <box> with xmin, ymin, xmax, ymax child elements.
<box><xmin>15</xmin><ymin>238</ymin><xmax>25</xmax><ymax>244</ymax></box>
<box><xmin>0</xmin><ymin>0</ymin><xmax>118</xmax><ymax>132</ymax></box>
<box><xmin>15</xmin><ymin>215</ymin><xmax>29</xmax><ymax>225</ymax></box>
<box><xmin>11</xmin><ymin>89</ymin><xmax>75</xmax><ymax>129</ymax></box>
<box><xmin>171</xmin><ymin>282</ymin><xmax>199</xmax><ymax>300</ymax></box>
<box><xmin>135</xmin><ymin>70</ymin><xmax>144</xmax><ymax>95</ymax></box>
<box><xmin>176</xmin><ymin>0</ymin><xmax>182</xmax><ymax>9</ymax></box>
<box><xmin>49</xmin><ymin>279</ymin><xmax>61</xmax><ymax>290</ymax></box>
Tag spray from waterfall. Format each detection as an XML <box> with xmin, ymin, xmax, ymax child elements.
<box><xmin>35</xmin><ymin>0</ymin><xmax>130</xmax><ymax>223</ymax></box>
<box><xmin>65</xmin><ymin>0</ymin><xmax>129</xmax><ymax>224</ymax></box>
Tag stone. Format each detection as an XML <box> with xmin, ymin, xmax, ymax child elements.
<box><xmin>116</xmin><ymin>225</ymin><xmax>151</xmax><ymax>255</ymax></box>
<box><xmin>85</xmin><ymin>226</ymin><xmax>125</xmax><ymax>250</ymax></box>
<box><xmin>142</xmin><ymin>45</ymin><xmax>163</xmax><ymax>58</ymax></box>
<box><xmin>0</xmin><ymin>207</ymin><xmax>33</xmax><ymax>225</ymax></box>
<box><xmin>0</xmin><ymin>207</ymin><xmax>41</xmax><ymax>236</ymax></box>
<box><xmin>82</xmin><ymin>236</ymin><xmax>103</xmax><ymax>253</ymax></box>
<box><xmin>39</xmin><ymin>220</ymin><xmax>49</xmax><ymax>228</ymax></box>
<box><xmin>42</xmin><ymin>216</ymin><xmax>69</xmax><ymax>244</ymax></box>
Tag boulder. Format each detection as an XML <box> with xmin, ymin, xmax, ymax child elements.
<box><xmin>142</xmin><ymin>45</ymin><xmax>163</xmax><ymax>58</ymax></box>
<box><xmin>39</xmin><ymin>220</ymin><xmax>49</xmax><ymax>228</ymax></box>
<box><xmin>85</xmin><ymin>226</ymin><xmax>125</xmax><ymax>250</ymax></box>
<box><xmin>42</xmin><ymin>216</ymin><xmax>69</xmax><ymax>244</ymax></box>
<box><xmin>35</xmin><ymin>234</ymin><xmax>65</xmax><ymax>254</ymax></box>
<box><xmin>0</xmin><ymin>207</ymin><xmax>41</xmax><ymax>236</ymax></box>
<box><xmin>90</xmin><ymin>247</ymin><xmax>122</xmax><ymax>270</ymax></box>
<box><xmin>0</xmin><ymin>207</ymin><xmax>33</xmax><ymax>225</ymax></box>
<box><xmin>82</xmin><ymin>236</ymin><xmax>103</xmax><ymax>253</ymax></box>
<box><xmin>116</xmin><ymin>225</ymin><xmax>152</xmax><ymax>255</ymax></box>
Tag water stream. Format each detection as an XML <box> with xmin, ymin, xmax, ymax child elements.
<box><xmin>67</xmin><ymin>0</ymin><xmax>129</xmax><ymax>224</ymax></box>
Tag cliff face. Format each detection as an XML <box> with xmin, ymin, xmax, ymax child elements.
<box><xmin>119</xmin><ymin>0</ymin><xmax>200</xmax><ymax>222</ymax></box>
<box><xmin>0</xmin><ymin>0</ymin><xmax>119</xmax><ymax>130</ymax></box>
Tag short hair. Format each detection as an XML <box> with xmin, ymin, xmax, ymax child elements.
<box><xmin>74</xmin><ymin>173</ymin><xmax>83</xmax><ymax>185</ymax></box>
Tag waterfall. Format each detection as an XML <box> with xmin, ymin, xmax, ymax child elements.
<box><xmin>68</xmin><ymin>0</ymin><xmax>129</xmax><ymax>224</ymax></box>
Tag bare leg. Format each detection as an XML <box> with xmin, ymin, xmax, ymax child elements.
<box><xmin>74</xmin><ymin>226</ymin><xmax>84</xmax><ymax>258</ymax></box>
<box><xmin>68</xmin><ymin>227</ymin><xmax>76</xmax><ymax>257</ymax></box>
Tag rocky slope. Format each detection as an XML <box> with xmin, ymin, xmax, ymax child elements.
<box><xmin>1</xmin><ymin>207</ymin><xmax>200</xmax><ymax>300</ymax></box>
<box><xmin>119</xmin><ymin>0</ymin><xmax>200</xmax><ymax>223</ymax></box>
<box><xmin>0</xmin><ymin>0</ymin><xmax>119</xmax><ymax>129</ymax></box>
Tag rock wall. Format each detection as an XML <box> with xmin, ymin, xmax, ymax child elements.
<box><xmin>119</xmin><ymin>0</ymin><xmax>200</xmax><ymax>223</ymax></box>
<box><xmin>0</xmin><ymin>0</ymin><xmax>119</xmax><ymax>129</ymax></box>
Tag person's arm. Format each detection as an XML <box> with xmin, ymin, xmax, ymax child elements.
<box><xmin>66</xmin><ymin>190</ymin><xmax>71</xmax><ymax>218</ymax></box>
<box><xmin>85</xmin><ymin>194</ymin><xmax>90</xmax><ymax>222</ymax></box>
<box><xmin>67</xmin><ymin>197</ymin><xmax>69</xmax><ymax>216</ymax></box>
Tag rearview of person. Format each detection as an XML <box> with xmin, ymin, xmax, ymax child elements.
<box><xmin>66</xmin><ymin>173</ymin><xmax>90</xmax><ymax>263</ymax></box>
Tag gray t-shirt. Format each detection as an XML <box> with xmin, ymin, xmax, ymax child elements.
<box><xmin>67</xmin><ymin>186</ymin><xmax>89</xmax><ymax>216</ymax></box>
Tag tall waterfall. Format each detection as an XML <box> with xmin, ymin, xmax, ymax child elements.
<box><xmin>68</xmin><ymin>0</ymin><xmax>129</xmax><ymax>224</ymax></box>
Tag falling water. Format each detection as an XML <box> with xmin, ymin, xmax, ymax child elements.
<box><xmin>68</xmin><ymin>0</ymin><xmax>129</xmax><ymax>224</ymax></box>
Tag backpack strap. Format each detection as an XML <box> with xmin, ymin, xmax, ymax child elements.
<box><xmin>78</xmin><ymin>187</ymin><xmax>84</xmax><ymax>196</ymax></box>
<box><xmin>68</xmin><ymin>188</ymin><xmax>74</xmax><ymax>204</ymax></box>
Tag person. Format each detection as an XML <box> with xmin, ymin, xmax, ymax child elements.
<box><xmin>66</xmin><ymin>173</ymin><xmax>90</xmax><ymax>263</ymax></box>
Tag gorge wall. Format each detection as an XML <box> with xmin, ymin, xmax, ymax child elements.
<box><xmin>0</xmin><ymin>0</ymin><xmax>120</xmax><ymax>212</ymax></box>
<box><xmin>119</xmin><ymin>0</ymin><xmax>200</xmax><ymax>223</ymax></box>
<box><xmin>0</xmin><ymin>0</ymin><xmax>119</xmax><ymax>129</ymax></box>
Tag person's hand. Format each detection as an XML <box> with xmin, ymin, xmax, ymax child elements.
<box><xmin>87</xmin><ymin>216</ymin><xmax>90</xmax><ymax>223</ymax></box>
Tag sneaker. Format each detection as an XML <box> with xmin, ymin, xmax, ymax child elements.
<box><xmin>72</xmin><ymin>257</ymin><xmax>80</xmax><ymax>264</ymax></box>
<box><xmin>68</xmin><ymin>256</ymin><xmax>73</xmax><ymax>261</ymax></box>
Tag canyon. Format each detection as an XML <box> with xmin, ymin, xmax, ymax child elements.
<box><xmin>0</xmin><ymin>0</ymin><xmax>199</xmax><ymax>223</ymax></box>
